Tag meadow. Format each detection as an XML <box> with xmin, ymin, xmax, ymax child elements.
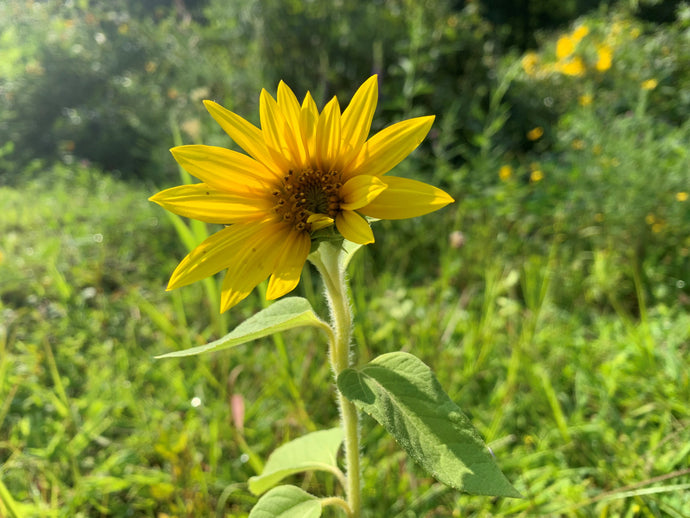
<box><xmin>1</xmin><ymin>1</ymin><xmax>689</xmax><ymax>516</ymax></box>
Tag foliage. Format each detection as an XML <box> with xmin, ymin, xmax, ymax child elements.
<box><xmin>2</xmin><ymin>0</ymin><xmax>690</xmax><ymax>516</ymax></box>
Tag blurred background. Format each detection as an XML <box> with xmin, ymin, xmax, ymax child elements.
<box><xmin>1</xmin><ymin>0</ymin><xmax>689</xmax><ymax>516</ymax></box>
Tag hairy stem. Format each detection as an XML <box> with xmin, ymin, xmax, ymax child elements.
<box><xmin>310</xmin><ymin>241</ymin><xmax>361</xmax><ymax>518</ymax></box>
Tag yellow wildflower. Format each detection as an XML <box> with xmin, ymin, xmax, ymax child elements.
<box><xmin>571</xmin><ymin>25</ymin><xmax>589</xmax><ymax>43</ymax></box>
<box><xmin>579</xmin><ymin>94</ymin><xmax>593</xmax><ymax>106</ymax></box>
<box><xmin>530</xmin><ymin>170</ymin><xmax>544</xmax><ymax>182</ymax></box>
<box><xmin>558</xmin><ymin>56</ymin><xmax>585</xmax><ymax>77</ymax></box>
<box><xmin>499</xmin><ymin>165</ymin><xmax>512</xmax><ymax>181</ymax></box>
<box><xmin>596</xmin><ymin>45</ymin><xmax>612</xmax><ymax>72</ymax></box>
<box><xmin>572</xmin><ymin>139</ymin><xmax>585</xmax><ymax>150</ymax></box>
<box><xmin>150</xmin><ymin>76</ymin><xmax>454</xmax><ymax>312</ymax></box>
<box><xmin>677</xmin><ymin>192</ymin><xmax>688</xmax><ymax>202</ymax></box>
<box><xmin>522</xmin><ymin>52</ymin><xmax>540</xmax><ymax>76</ymax></box>
<box><xmin>527</xmin><ymin>127</ymin><xmax>544</xmax><ymax>141</ymax></box>
<box><xmin>645</xmin><ymin>213</ymin><xmax>656</xmax><ymax>225</ymax></box>
<box><xmin>641</xmin><ymin>79</ymin><xmax>658</xmax><ymax>90</ymax></box>
<box><xmin>556</xmin><ymin>36</ymin><xmax>575</xmax><ymax>59</ymax></box>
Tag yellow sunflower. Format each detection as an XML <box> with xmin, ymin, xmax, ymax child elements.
<box><xmin>150</xmin><ymin>76</ymin><xmax>454</xmax><ymax>312</ymax></box>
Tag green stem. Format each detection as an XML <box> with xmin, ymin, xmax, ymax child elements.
<box><xmin>310</xmin><ymin>241</ymin><xmax>361</xmax><ymax>518</ymax></box>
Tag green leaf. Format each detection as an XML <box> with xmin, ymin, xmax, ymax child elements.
<box><xmin>249</xmin><ymin>428</ymin><xmax>344</xmax><ymax>496</ymax></box>
<box><xmin>248</xmin><ymin>485</ymin><xmax>321</xmax><ymax>518</ymax></box>
<box><xmin>156</xmin><ymin>297</ymin><xmax>329</xmax><ymax>358</ymax></box>
<box><xmin>337</xmin><ymin>351</ymin><xmax>521</xmax><ymax>498</ymax></box>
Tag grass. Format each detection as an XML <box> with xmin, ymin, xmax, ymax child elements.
<box><xmin>0</xmin><ymin>159</ymin><xmax>688</xmax><ymax>518</ymax></box>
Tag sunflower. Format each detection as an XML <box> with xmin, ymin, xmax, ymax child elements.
<box><xmin>150</xmin><ymin>76</ymin><xmax>453</xmax><ymax>312</ymax></box>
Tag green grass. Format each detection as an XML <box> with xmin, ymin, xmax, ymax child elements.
<box><xmin>1</xmin><ymin>159</ymin><xmax>688</xmax><ymax>517</ymax></box>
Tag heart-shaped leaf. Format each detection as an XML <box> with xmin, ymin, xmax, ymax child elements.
<box><xmin>337</xmin><ymin>351</ymin><xmax>521</xmax><ymax>498</ymax></box>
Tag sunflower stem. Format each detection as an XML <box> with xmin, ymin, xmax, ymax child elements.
<box><xmin>310</xmin><ymin>241</ymin><xmax>361</xmax><ymax>518</ymax></box>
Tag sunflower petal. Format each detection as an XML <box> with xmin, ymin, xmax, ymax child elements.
<box><xmin>307</xmin><ymin>214</ymin><xmax>334</xmax><ymax>231</ymax></box>
<box><xmin>300</xmin><ymin>91</ymin><xmax>319</xmax><ymax>164</ymax></box>
<box><xmin>203</xmin><ymin>100</ymin><xmax>277</xmax><ymax>170</ymax></box>
<box><xmin>149</xmin><ymin>184</ymin><xmax>270</xmax><ymax>224</ymax></box>
<box><xmin>219</xmin><ymin>223</ymin><xmax>287</xmax><ymax>312</ymax></box>
<box><xmin>277</xmin><ymin>81</ymin><xmax>308</xmax><ymax>167</ymax></box>
<box><xmin>168</xmin><ymin>223</ymin><xmax>263</xmax><ymax>290</ymax></box>
<box><xmin>315</xmin><ymin>97</ymin><xmax>341</xmax><ymax>172</ymax></box>
<box><xmin>277</xmin><ymin>81</ymin><xmax>302</xmax><ymax>132</ymax></box>
<box><xmin>259</xmin><ymin>89</ymin><xmax>297</xmax><ymax>171</ymax></box>
<box><xmin>358</xmin><ymin>176</ymin><xmax>454</xmax><ymax>220</ymax></box>
<box><xmin>170</xmin><ymin>145</ymin><xmax>280</xmax><ymax>189</ymax></box>
<box><xmin>341</xmin><ymin>75</ymin><xmax>378</xmax><ymax>163</ymax></box>
<box><xmin>339</xmin><ymin>175</ymin><xmax>387</xmax><ymax>211</ymax></box>
<box><xmin>336</xmin><ymin>210</ymin><xmax>375</xmax><ymax>244</ymax></box>
<box><xmin>345</xmin><ymin>116</ymin><xmax>435</xmax><ymax>179</ymax></box>
<box><xmin>266</xmin><ymin>230</ymin><xmax>311</xmax><ymax>300</ymax></box>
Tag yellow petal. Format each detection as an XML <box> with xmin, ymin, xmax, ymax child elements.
<box><xmin>307</xmin><ymin>213</ymin><xmax>334</xmax><ymax>232</ymax></box>
<box><xmin>277</xmin><ymin>81</ymin><xmax>302</xmax><ymax>133</ymax></box>
<box><xmin>300</xmin><ymin>91</ymin><xmax>319</xmax><ymax>164</ymax></box>
<box><xmin>335</xmin><ymin>210</ymin><xmax>374</xmax><ymax>244</ymax></box>
<box><xmin>358</xmin><ymin>176</ymin><xmax>454</xmax><ymax>220</ymax></box>
<box><xmin>149</xmin><ymin>184</ymin><xmax>271</xmax><ymax>224</ymax></box>
<box><xmin>168</xmin><ymin>223</ymin><xmax>265</xmax><ymax>290</ymax></box>
<box><xmin>345</xmin><ymin>116</ymin><xmax>434</xmax><ymax>179</ymax></box>
<box><xmin>170</xmin><ymin>145</ymin><xmax>280</xmax><ymax>189</ymax></box>
<box><xmin>266</xmin><ymin>230</ymin><xmax>311</xmax><ymax>300</ymax></box>
<box><xmin>277</xmin><ymin>81</ymin><xmax>308</xmax><ymax>166</ymax></box>
<box><xmin>315</xmin><ymin>97</ymin><xmax>341</xmax><ymax>172</ymax></box>
<box><xmin>340</xmin><ymin>75</ymin><xmax>378</xmax><ymax>164</ymax></box>
<box><xmin>219</xmin><ymin>223</ymin><xmax>287</xmax><ymax>312</ymax></box>
<box><xmin>259</xmin><ymin>89</ymin><xmax>298</xmax><ymax>171</ymax></box>
<box><xmin>339</xmin><ymin>175</ymin><xmax>387</xmax><ymax>211</ymax></box>
<box><xmin>203</xmin><ymin>100</ymin><xmax>277</xmax><ymax>170</ymax></box>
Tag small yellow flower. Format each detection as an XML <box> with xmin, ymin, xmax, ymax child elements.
<box><xmin>530</xmin><ymin>170</ymin><xmax>544</xmax><ymax>182</ymax></box>
<box><xmin>652</xmin><ymin>222</ymin><xmax>665</xmax><ymax>233</ymax></box>
<box><xmin>522</xmin><ymin>52</ymin><xmax>540</xmax><ymax>76</ymax></box>
<box><xmin>645</xmin><ymin>213</ymin><xmax>656</xmax><ymax>225</ymax></box>
<box><xmin>556</xmin><ymin>36</ymin><xmax>575</xmax><ymax>59</ymax></box>
<box><xmin>572</xmin><ymin>139</ymin><xmax>585</xmax><ymax>150</ymax></box>
<box><xmin>677</xmin><ymin>191</ymin><xmax>688</xmax><ymax>202</ymax></box>
<box><xmin>579</xmin><ymin>94</ymin><xmax>593</xmax><ymax>106</ymax></box>
<box><xmin>641</xmin><ymin>79</ymin><xmax>658</xmax><ymax>90</ymax></box>
<box><xmin>571</xmin><ymin>25</ymin><xmax>589</xmax><ymax>43</ymax></box>
<box><xmin>499</xmin><ymin>165</ymin><xmax>512</xmax><ymax>181</ymax></box>
<box><xmin>145</xmin><ymin>61</ymin><xmax>157</xmax><ymax>73</ymax></box>
<box><xmin>596</xmin><ymin>45</ymin><xmax>612</xmax><ymax>72</ymax></box>
<box><xmin>558</xmin><ymin>56</ymin><xmax>585</xmax><ymax>77</ymax></box>
<box><xmin>150</xmin><ymin>76</ymin><xmax>454</xmax><ymax>312</ymax></box>
<box><xmin>527</xmin><ymin>127</ymin><xmax>544</xmax><ymax>141</ymax></box>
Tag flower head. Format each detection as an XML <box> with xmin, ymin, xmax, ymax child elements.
<box><xmin>641</xmin><ymin>79</ymin><xmax>658</xmax><ymax>91</ymax></box>
<box><xmin>498</xmin><ymin>165</ymin><xmax>512</xmax><ymax>181</ymax></box>
<box><xmin>150</xmin><ymin>76</ymin><xmax>454</xmax><ymax>312</ymax></box>
<box><xmin>595</xmin><ymin>44</ymin><xmax>613</xmax><ymax>72</ymax></box>
<box><xmin>526</xmin><ymin>127</ymin><xmax>544</xmax><ymax>141</ymax></box>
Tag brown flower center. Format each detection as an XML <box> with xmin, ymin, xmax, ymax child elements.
<box><xmin>272</xmin><ymin>168</ymin><xmax>342</xmax><ymax>232</ymax></box>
